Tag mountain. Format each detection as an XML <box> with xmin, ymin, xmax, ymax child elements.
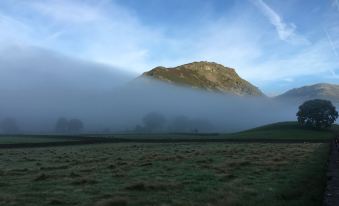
<box><xmin>141</xmin><ymin>61</ymin><xmax>264</xmax><ymax>96</ymax></box>
<box><xmin>276</xmin><ymin>83</ymin><xmax>339</xmax><ymax>103</ymax></box>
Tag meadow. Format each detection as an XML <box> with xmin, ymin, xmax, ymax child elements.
<box><xmin>0</xmin><ymin>142</ymin><xmax>329</xmax><ymax>206</ymax></box>
<box><xmin>89</xmin><ymin>122</ymin><xmax>337</xmax><ymax>141</ymax></box>
<box><xmin>0</xmin><ymin>136</ymin><xmax>73</xmax><ymax>144</ymax></box>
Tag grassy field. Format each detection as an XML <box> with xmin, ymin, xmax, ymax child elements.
<box><xmin>0</xmin><ymin>142</ymin><xmax>329</xmax><ymax>206</ymax></box>
<box><xmin>93</xmin><ymin>122</ymin><xmax>336</xmax><ymax>141</ymax></box>
<box><xmin>0</xmin><ymin>122</ymin><xmax>336</xmax><ymax>144</ymax></box>
<box><xmin>0</xmin><ymin>136</ymin><xmax>75</xmax><ymax>144</ymax></box>
<box><xmin>224</xmin><ymin>122</ymin><xmax>336</xmax><ymax>140</ymax></box>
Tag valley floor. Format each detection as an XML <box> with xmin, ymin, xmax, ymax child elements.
<box><xmin>0</xmin><ymin>142</ymin><xmax>329</xmax><ymax>206</ymax></box>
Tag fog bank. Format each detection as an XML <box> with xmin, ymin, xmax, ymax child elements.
<box><xmin>0</xmin><ymin>47</ymin><xmax>299</xmax><ymax>134</ymax></box>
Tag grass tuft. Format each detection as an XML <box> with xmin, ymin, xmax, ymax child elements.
<box><xmin>95</xmin><ymin>197</ymin><xmax>128</xmax><ymax>206</ymax></box>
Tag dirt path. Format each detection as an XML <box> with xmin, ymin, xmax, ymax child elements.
<box><xmin>0</xmin><ymin>137</ymin><xmax>330</xmax><ymax>149</ymax></box>
<box><xmin>324</xmin><ymin>139</ymin><xmax>339</xmax><ymax>206</ymax></box>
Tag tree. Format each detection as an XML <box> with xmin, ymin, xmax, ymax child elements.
<box><xmin>55</xmin><ymin>117</ymin><xmax>69</xmax><ymax>133</ymax></box>
<box><xmin>168</xmin><ymin>115</ymin><xmax>190</xmax><ymax>132</ymax></box>
<box><xmin>1</xmin><ymin>118</ymin><xmax>19</xmax><ymax>134</ymax></box>
<box><xmin>296</xmin><ymin>99</ymin><xmax>338</xmax><ymax>129</ymax></box>
<box><xmin>142</xmin><ymin>112</ymin><xmax>166</xmax><ymax>132</ymax></box>
<box><xmin>68</xmin><ymin>119</ymin><xmax>84</xmax><ymax>133</ymax></box>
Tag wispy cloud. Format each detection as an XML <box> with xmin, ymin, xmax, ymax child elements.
<box><xmin>30</xmin><ymin>0</ymin><xmax>103</xmax><ymax>24</ymax></box>
<box><xmin>0</xmin><ymin>13</ymin><xmax>33</xmax><ymax>47</ymax></box>
<box><xmin>242</xmin><ymin>39</ymin><xmax>339</xmax><ymax>82</ymax></box>
<box><xmin>250</xmin><ymin>0</ymin><xmax>308</xmax><ymax>45</ymax></box>
<box><xmin>0</xmin><ymin>0</ymin><xmax>338</xmax><ymax>94</ymax></box>
<box><xmin>325</xmin><ymin>28</ymin><xmax>338</xmax><ymax>57</ymax></box>
<box><xmin>0</xmin><ymin>0</ymin><xmax>162</xmax><ymax>73</ymax></box>
<box><xmin>333</xmin><ymin>0</ymin><xmax>339</xmax><ymax>11</ymax></box>
<box><xmin>324</xmin><ymin>28</ymin><xmax>339</xmax><ymax>78</ymax></box>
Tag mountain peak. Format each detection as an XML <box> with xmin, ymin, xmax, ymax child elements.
<box><xmin>141</xmin><ymin>61</ymin><xmax>264</xmax><ymax>96</ymax></box>
<box><xmin>277</xmin><ymin>83</ymin><xmax>339</xmax><ymax>103</ymax></box>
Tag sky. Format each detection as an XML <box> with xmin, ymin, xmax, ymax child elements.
<box><xmin>0</xmin><ymin>0</ymin><xmax>339</xmax><ymax>95</ymax></box>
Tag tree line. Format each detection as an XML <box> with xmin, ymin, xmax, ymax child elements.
<box><xmin>54</xmin><ymin>118</ymin><xmax>84</xmax><ymax>133</ymax></box>
<box><xmin>1</xmin><ymin>99</ymin><xmax>338</xmax><ymax>134</ymax></box>
<box><xmin>0</xmin><ymin>117</ymin><xmax>84</xmax><ymax>134</ymax></box>
<box><xmin>134</xmin><ymin>112</ymin><xmax>213</xmax><ymax>133</ymax></box>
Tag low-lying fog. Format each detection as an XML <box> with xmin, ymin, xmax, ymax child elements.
<box><xmin>0</xmin><ymin>47</ymin><xmax>300</xmax><ymax>134</ymax></box>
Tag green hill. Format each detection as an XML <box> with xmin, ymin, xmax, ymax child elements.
<box><xmin>225</xmin><ymin>121</ymin><xmax>336</xmax><ymax>140</ymax></box>
<box><xmin>141</xmin><ymin>61</ymin><xmax>265</xmax><ymax>96</ymax></box>
<box><xmin>90</xmin><ymin>122</ymin><xmax>336</xmax><ymax>141</ymax></box>
<box><xmin>0</xmin><ymin>122</ymin><xmax>335</xmax><ymax>145</ymax></box>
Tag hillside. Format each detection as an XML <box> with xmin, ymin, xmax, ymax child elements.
<box><xmin>276</xmin><ymin>83</ymin><xmax>339</xmax><ymax>103</ymax></box>
<box><xmin>141</xmin><ymin>61</ymin><xmax>265</xmax><ymax>96</ymax></box>
<box><xmin>226</xmin><ymin>121</ymin><xmax>335</xmax><ymax>140</ymax></box>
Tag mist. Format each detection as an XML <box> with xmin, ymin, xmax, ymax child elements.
<box><xmin>0</xmin><ymin>46</ymin><xmax>133</xmax><ymax>133</ymax></box>
<box><xmin>110</xmin><ymin>79</ymin><xmax>297</xmax><ymax>132</ymax></box>
<box><xmin>0</xmin><ymin>47</ymin><xmax>299</xmax><ymax>134</ymax></box>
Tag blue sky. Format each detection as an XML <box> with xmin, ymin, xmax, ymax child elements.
<box><xmin>0</xmin><ymin>0</ymin><xmax>339</xmax><ymax>95</ymax></box>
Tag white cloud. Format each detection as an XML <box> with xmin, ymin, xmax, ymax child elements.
<box><xmin>0</xmin><ymin>0</ymin><xmax>162</xmax><ymax>73</ymax></box>
<box><xmin>250</xmin><ymin>0</ymin><xmax>309</xmax><ymax>45</ymax></box>
<box><xmin>169</xmin><ymin>15</ymin><xmax>338</xmax><ymax>85</ymax></box>
<box><xmin>241</xmin><ymin>40</ymin><xmax>339</xmax><ymax>81</ymax></box>
<box><xmin>0</xmin><ymin>0</ymin><xmax>338</xmax><ymax>93</ymax></box>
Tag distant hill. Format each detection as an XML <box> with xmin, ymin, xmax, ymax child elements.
<box><xmin>141</xmin><ymin>61</ymin><xmax>264</xmax><ymax>96</ymax></box>
<box><xmin>276</xmin><ymin>83</ymin><xmax>339</xmax><ymax>103</ymax></box>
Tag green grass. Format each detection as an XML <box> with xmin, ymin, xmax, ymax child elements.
<box><xmin>0</xmin><ymin>122</ymin><xmax>336</xmax><ymax>143</ymax></box>
<box><xmin>100</xmin><ymin>122</ymin><xmax>336</xmax><ymax>141</ymax></box>
<box><xmin>223</xmin><ymin>121</ymin><xmax>336</xmax><ymax>140</ymax></box>
<box><xmin>0</xmin><ymin>142</ymin><xmax>329</xmax><ymax>206</ymax></box>
<box><xmin>0</xmin><ymin>136</ymin><xmax>75</xmax><ymax>144</ymax></box>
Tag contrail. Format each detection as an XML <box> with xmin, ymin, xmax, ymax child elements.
<box><xmin>324</xmin><ymin>28</ymin><xmax>339</xmax><ymax>78</ymax></box>
<box><xmin>325</xmin><ymin>28</ymin><xmax>338</xmax><ymax>57</ymax></box>
<box><xmin>334</xmin><ymin>0</ymin><xmax>339</xmax><ymax>11</ymax></box>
